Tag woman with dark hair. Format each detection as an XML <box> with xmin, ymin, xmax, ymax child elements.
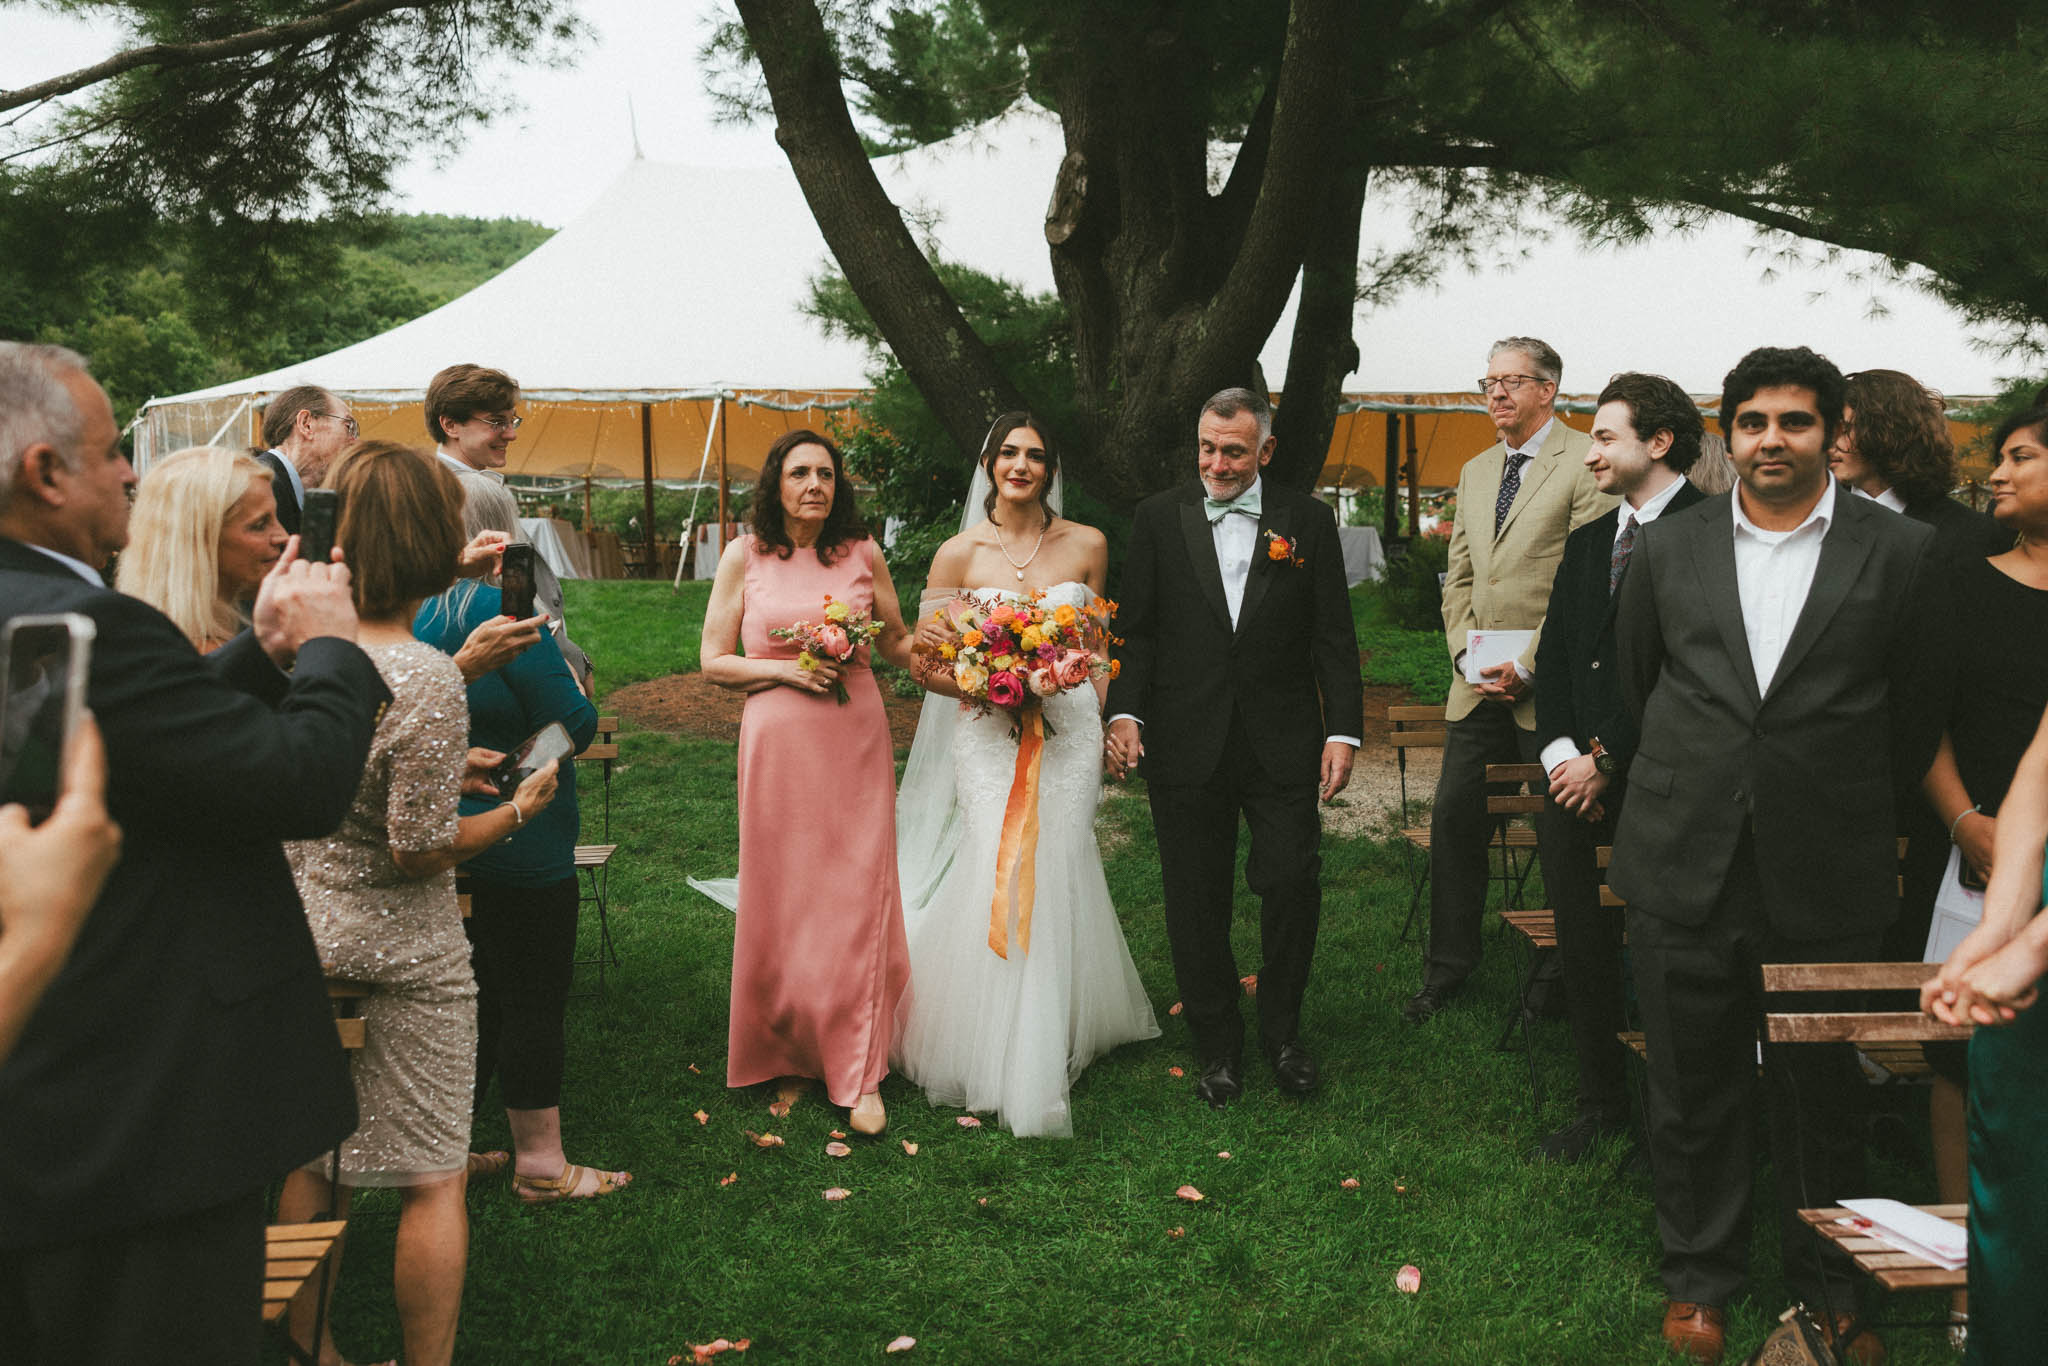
<box><xmin>1835</xmin><ymin>368</ymin><xmax>2009</xmax><ymax>557</ymax></box>
<box><xmin>275</xmin><ymin>441</ymin><xmax>560</xmax><ymax>1366</ymax></box>
<box><xmin>701</xmin><ymin>429</ymin><xmax>915</xmax><ymax>1134</ymax></box>
<box><xmin>890</xmin><ymin>413</ymin><xmax>1159</xmax><ymax>1137</ymax></box>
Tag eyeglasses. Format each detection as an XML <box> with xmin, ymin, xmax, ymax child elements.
<box><xmin>318</xmin><ymin>413</ymin><xmax>360</xmax><ymax>438</ymax></box>
<box><xmin>1477</xmin><ymin>375</ymin><xmax>1551</xmax><ymax>396</ymax></box>
<box><xmin>475</xmin><ymin>414</ymin><xmax>523</xmax><ymax>433</ymax></box>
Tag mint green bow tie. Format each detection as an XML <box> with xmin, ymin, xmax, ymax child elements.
<box><xmin>1204</xmin><ymin>488</ymin><xmax>1262</xmax><ymax>523</ymax></box>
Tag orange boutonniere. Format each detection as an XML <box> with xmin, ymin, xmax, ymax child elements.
<box><xmin>1263</xmin><ymin>530</ymin><xmax>1305</xmax><ymax>567</ymax></box>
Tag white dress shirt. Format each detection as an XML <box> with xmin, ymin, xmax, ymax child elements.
<box><xmin>1732</xmin><ymin>476</ymin><xmax>1837</xmax><ymax>695</ymax></box>
<box><xmin>1539</xmin><ymin>477</ymin><xmax>1691</xmax><ymax>774</ymax></box>
<box><xmin>1502</xmin><ymin>417</ymin><xmax>1555</xmax><ymax>467</ymax></box>
<box><xmin>265</xmin><ymin>446</ymin><xmax>307</xmax><ymax>512</ymax></box>
<box><xmin>25</xmin><ymin>541</ymin><xmax>103</xmax><ymax>585</ymax></box>
<box><xmin>1852</xmin><ymin>484</ymin><xmax>1907</xmax><ymax>513</ymax></box>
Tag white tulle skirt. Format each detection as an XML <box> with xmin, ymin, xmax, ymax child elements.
<box><xmin>891</xmin><ymin>683</ymin><xmax>1160</xmax><ymax>1138</ymax></box>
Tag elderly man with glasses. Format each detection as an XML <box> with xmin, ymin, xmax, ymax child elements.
<box><xmin>256</xmin><ymin>385</ymin><xmax>357</xmax><ymax>535</ymax></box>
<box><xmin>1403</xmin><ymin>336</ymin><xmax>1614</xmax><ymax>1026</ymax></box>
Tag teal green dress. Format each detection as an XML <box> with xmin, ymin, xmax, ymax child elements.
<box><xmin>1965</xmin><ymin>862</ymin><xmax>2048</xmax><ymax>1364</ymax></box>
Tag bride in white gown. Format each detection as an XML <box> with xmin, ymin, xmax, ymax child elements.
<box><xmin>892</xmin><ymin>414</ymin><xmax>1159</xmax><ymax>1137</ymax></box>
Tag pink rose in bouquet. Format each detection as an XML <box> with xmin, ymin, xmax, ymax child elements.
<box><xmin>1054</xmin><ymin>649</ymin><xmax>1093</xmax><ymax>689</ymax></box>
<box><xmin>986</xmin><ymin>670</ymin><xmax>1026</xmax><ymax>709</ymax></box>
<box><xmin>1027</xmin><ymin>666</ymin><xmax>1059</xmax><ymax>698</ymax></box>
<box><xmin>817</xmin><ymin>623</ymin><xmax>852</xmax><ymax>660</ymax></box>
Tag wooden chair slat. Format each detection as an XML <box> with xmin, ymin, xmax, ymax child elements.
<box><xmin>1385</xmin><ymin>705</ymin><xmax>1446</xmax><ymax>722</ymax></box>
<box><xmin>1596</xmin><ymin>845</ymin><xmax>1613</xmax><ymax>868</ymax></box>
<box><xmin>576</xmin><ymin>742</ymin><xmax>620</xmax><ymax>762</ymax></box>
<box><xmin>1874</xmin><ymin>1267</ymin><xmax>1968</xmax><ymax>1291</ymax></box>
<box><xmin>1761</xmin><ymin>962</ymin><xmax>1942</xmax><ymax>992</ymax></box>
<box><xmin>265</xmin><ymin>1240</ymin><xmax>333</xmax><ymax>1259</ymax></box>
<box><xmin>1801</xmin><ymin>1204</ymin><xmax>1966</xmax><ymax>1224</ymax></box>
<box><xmin>596</xmin><ymin>715</ymin><xmax>619</xmax><ymax>732</ymax></box>
<box><xmin>1600</xmin><ymin>887</ymin><xmax>1626</xmax><ymax>907</ymax></box>
<box><xmin>458</xmin><ymin>893</ymin><xmax>472</xmax><ymax>920</ymax></box>
<box><xmin>1765</xmin><ymin>1012</ymin><xmax>1973</xmax><ymax>1044</ymax></box>
<box><xmin>1485</xmin><ymin>795</ymin><xmax>1546</xmax><ymax>814</ymax></box>
<box><xmin>267</xmin><ymin>1221</ymin><xmax>347</xmax><ymax>1240</ymax></box>
<box><xmin>325</xmin><ymin>981</ymin><xmax>372</xmax><ymax>1000</ymax></box>
<box><xmin>1388</xmin><ymin>731</ymin><xmax>1446</xmax><ymax>748</ymax></box>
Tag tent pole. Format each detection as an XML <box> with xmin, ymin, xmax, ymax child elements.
<box><xmin>582</xmin><ymin>475</ymin><xmax>593</xmax><ymax>530</ymax></box>
<box><xmin>716</xmin><ymin>405</ymin><xmax>729</xmax><ymax>534</ymax></box>
<box><xmin>1382</xmin><ymin>413</ymin><xmax>1399</xmax><ymax>544</ymax></box>
<box><xmin>640</xmin><ymin>403</ymin><xmax>656</xmax><ymax>579</ymax></box>
<box><xmin>1404</xmin><ymin>409</ymin><xmax>1420</xmax><ymax>536</ymax></box>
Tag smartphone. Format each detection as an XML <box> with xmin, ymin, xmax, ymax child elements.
<box><xmin>0</xmin><ymin>613</ymin><xmax>95</xmax><ymax>824</ymax></box>
<box><xmin>492</xmin><ymin>720</ymin><xmax>574</xmax><ymax>799</ymax></box>
<box><xmin>500</xmin><ymin>542</ymin><xmax>537</xmax><ymax>619</ymax></box>
<box><xmin>300</xmin><ymin>487</ymin><xmax>340</xmax><ymax>565</ymax></box>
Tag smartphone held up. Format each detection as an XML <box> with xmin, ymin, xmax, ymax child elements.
<box><xmin>0</xmin><ymin>614</ymin><xmax>95</xmax><ymax>824</ymax></box>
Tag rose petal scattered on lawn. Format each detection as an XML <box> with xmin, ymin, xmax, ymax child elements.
<box><xmin>1167</xmin><ymin>1066</ymin><xmax>1184</xmax><ymax>1078</ymax></box>
<box><xmin>885</xmin><ymin>1336</ymin><xmax>917</xmax><ymax>1354</ymax></box>
<box><xmin>1374</xmin><ymin>962</ymin><xmax>1386</xmax><ymax>973</ymax></box>
<box><xmin>1169</xmin><ymin>1001</ymin><xmax>1184</xmax><ymax>1016</ymax></box>
<box><xmin>734</xmin><ymin>1341</ymin><xmax>750</xmax><ymax>1352</ymax></box>
<box><xmin>693</xmin><ymin>1109</ymin><xmax>709</xmax><ymax>1125</ymax></box>
<box><xmin>1239</xmin><ymin>974</ymin><xmax>1258</xmax><ymax>996</ymax></box>
<box><xmin>1176</xmin><ymin>1185</ymin><xmax>1205</xmax><ymax>1202</ymax></box>
<box><xmin>829</xmin><ymin>1129</ymin><xmax>847</xmax><ymax>1140</ymax></box>
<box><xmin>976</xmin><ymin>1197</ymin><xmax>988</xmax><ymax>1206</ymax></box>
<box><xmin>957</xmin><ymin>1116</ymin><xmax>982</xmax><ymax>1128</ymax></box>
<box><xmin>901</xmin><ymin>1141</ymin><xmax>919</xmax><ymax>1156</ymax></box>
<box><xmin>718</xmin><ymin>1172</ymin><xmax>737</xmax><ymax>1186</ymax></box>
<box><xmin>767</xmin><ymin>1101</ymin><xmax>790</xmax><ymax>1119</ymax></box>
<box><xmin>1340</xmin><ymin>1177</ymin><xmax>1360</xmax><ymax>1190</ymax></box>
<box><xmin>822</xmin><ymin>1186</ymin><xmax>851</xmax><ymax>1201</ymax></box>
<box><xmin>688</xmin><ymin>1063</ymin><xmax>702</xmax><ymax>1074</ymax></box>
<box><xmin>742</xmin><ymin>1131</ymin><xmax>784</xmax><ymax>1148</ymax></box>
<box><xmin>1395</xmin><ymin>1264</ymin><xmax>1422</xmax><ymax>1294</ymax></box>
<box><xmin>1167</xmin><ymin>1226</ymin><xmax>1185</xmax><ymax>1239</ymax></box>
<box><xmin>1217</xmin><ymin>1151</ymin><xmax>1231</xmax><ymax>1160</ymax></box>
<box><xmin>1394</xmin><ymin>1184</ymin><xmax>1408</xmax><ymax>1195</ymax></box>
<box><xmin>824</xmin><ymin>1141</ymin><xmax>852</xmax><ymax>1157</ymax></box>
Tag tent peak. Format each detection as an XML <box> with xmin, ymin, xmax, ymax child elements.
<box><xmin>627</xmin><ymin>94</ymin><xmax>644</xmax><ymax>160</ymax></box>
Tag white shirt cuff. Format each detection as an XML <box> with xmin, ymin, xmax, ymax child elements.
<box><xmin>1539</xmin><ymin>737</ymin><xmax>1583</xmax><ymax>774</ymax></box>
<box><xmin>1512</xmin><ymin>659</ymin><xmax>1533</xmax><ymax>684</ymax></box>
<box><xmin>1107</xmin><ymin>713</ymin><xmax>1142</xmax><ymax>727</ymax></box>
<box><xmin>1327</xmin><ymin>736</ymin><xmax>1361</xmax><ymax>749</ymax></box>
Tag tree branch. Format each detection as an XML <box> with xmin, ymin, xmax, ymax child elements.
<box><xmin>0</xmin><ymin>0</ymin><xmax>435</xmax><ymax>116</ymax></box>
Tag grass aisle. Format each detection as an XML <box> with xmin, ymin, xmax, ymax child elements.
<box><xmin>313</xmin><ymin>583</ymin><xmax>1954</xmax><ymax>1364</ymax></box>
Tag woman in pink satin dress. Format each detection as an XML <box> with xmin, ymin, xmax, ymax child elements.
<box><xmin>700</xmin><ymin>429</ymin><xmax>915</xmax><ymax>1134</ymax></box>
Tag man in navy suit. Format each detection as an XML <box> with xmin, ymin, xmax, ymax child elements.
<box><xmin>256</xmin><ymin>383</ymin><xmax>356</xmax><ymax>535</ymax></box>
<box><xmin>0</xmin><ymin>343</ymin><xmax>388</xmax><ymax>1366</ymax></box>
<box><xmin>1530</xmin><ymin>372</ymin><xmax>1707</xmax><ymax>1164</ymax></box>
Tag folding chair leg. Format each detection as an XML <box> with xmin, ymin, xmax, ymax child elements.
<box><xmin>1494</xmin><ymin>942</ymin><xmax>1549</xmax><ymax>1108</ymax></box>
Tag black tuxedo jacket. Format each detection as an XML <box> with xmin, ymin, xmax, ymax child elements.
<box><xmin>1105</xmin><ymin>482</ymin><xmax>1363</xmax><ymax>787</ymax></box>
<box><xmin>257</xmin><ymin>448</ymin><xmax>302</xmax><ymax>534</ymax></box>
<box><xmin>0</xmin><ymin>536</ymin><xmax>387</xmax><ymax>1249</ymax></box>
<box><xmin>1534</xmin><ymin>480</ymin><xmax>1709</xmax><ymax>781</ymax></box>
<box><xmin>1607</xmin><ymin>490</ymin><xmax>1948</xmax><ymax>936</ymax></box>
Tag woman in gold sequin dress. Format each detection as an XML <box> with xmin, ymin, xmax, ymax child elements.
<box><xmin>273</xmin><ymin>443</ymin><xmax>560</xmax><ymax>1366</ymax></box>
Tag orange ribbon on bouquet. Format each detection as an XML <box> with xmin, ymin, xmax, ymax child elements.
<box><xmin>988</xmin><ymin>710</ymin><xmax>1045</xmax><ymax>958</ymax></box>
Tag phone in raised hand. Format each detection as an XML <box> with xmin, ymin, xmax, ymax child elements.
<box><xmin>299</xmin><ymin>488</ymin><xmax>340</xmax><ymax>565</ymax></box>
<box><xmin>0</xmin><ymin>613</ymin><xmax>95</xmax><ymax>825</ymax></box>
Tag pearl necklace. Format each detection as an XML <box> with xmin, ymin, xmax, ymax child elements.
<box><xmin>994</xmin><ymin>513</ymin><xmax>1048</xmax><ymax>581</ymax></box>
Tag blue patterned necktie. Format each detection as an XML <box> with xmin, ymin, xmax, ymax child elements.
<box><xmin>1493</xmin><ymin>452</ymin><xmax>1528</xmax><ymax>536</ymax></box>
<box><xmin>1608</xmin><ymin>515</ymin><xmax>1639</xmax><ymax>595</ymax></box>
<box><xmin>1205</xmin><ymin>487</ymin><xmax>1262</xmax><ymax>523</ymax></box>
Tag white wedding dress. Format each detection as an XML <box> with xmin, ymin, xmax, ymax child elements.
<box><xmin>892</xmin><ymin>581</ymin><xmax>1160</xmax><ymax>1137</ymax></box>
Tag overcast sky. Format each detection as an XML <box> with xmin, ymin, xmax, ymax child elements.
<box><xmin>4</xmin><ymin>1</ymin><xmax>2036</xmax><ymax>394</ymax></box>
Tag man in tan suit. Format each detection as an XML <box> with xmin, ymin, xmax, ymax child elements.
<box><xmin>1404</xmin><ymin>337</ymin><xmax>1615</xmax><ymax>1024</ymax></box>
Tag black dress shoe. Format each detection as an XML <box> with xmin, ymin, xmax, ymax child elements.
<box><xmin>1195</xmin><ymin>1057</ymin><xmax>1243</xmax><ymax>1109</ymax></box>
<box><xmin>1402</xmin><ymin>984</ymin><xmax>1452</xmax><ymax>1024</ymax></box>
<box><xmin>1271</xmin><ymin>1042</ymin><xmax>1318</xmax><ymax>1095</ymax></box>
<box><xmin>1527</xmin><ymin>1111</ymin><xmax>1623</xmax><ymax>1164</ymax></box>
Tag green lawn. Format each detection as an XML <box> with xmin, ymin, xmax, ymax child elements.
<box><xmin>313</xmin><ymin>583</ymin><xmax>1956</xmax><ymax>1364</ymax></box>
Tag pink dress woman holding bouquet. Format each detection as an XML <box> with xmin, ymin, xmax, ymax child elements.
<box><xmin>893</xmin><ymin>414</ymin><xmax>1159</xmax><ymax>1137</ymax></box>
<box><xmin>702</xmin><ymin>429</ymin><xmax>914</xmax><ymax>1134</ymax></box>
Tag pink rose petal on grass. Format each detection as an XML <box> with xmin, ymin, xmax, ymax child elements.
<box><xmin>901</xmin><ymin>1141</ymin><xmax>919</xmax><ymax>1156</ymax></box>
<box><xmin>1217</xmin><ymin>1151</ymin><xmax>1232</xmax><ymax>1160</ymax></box>
<box><xmin>1167</xmin><ymin>1066</ymin><xmax>1184</xmax><ymax>1078</ymax></box>
<box><xmin>743</xmin><ymin>1131</ymin><xmax>784</xmax><ymax>1148</ymax></box>
<box><xmin>1176</xmin><ymin>1185</ymin><xmax>1205</xmax><ymax>1202</ymax></box>
<box><xmin>824</xmin><ymin>1141</ymin><xmax>852</xmax><ymax>1157</ymax></box>
<box><xmin>976</xmin><ymin>1197</ymin><xmax>988</xmax><ymax>1206</ymax></box>
<box><xmin>957</xmin><ymin>1116</ymin><xmax>982</xmax><ymax>1128</ymax></box>
<box><xmin>1395</xmin><ymin>1264</ymin><xmax>1422</xmax><ymax>1294</ymax></box>
<box><xmin>688</xmin><ymin>1063</ymin><xmax>702</xmax><ymax>1074</ymax></box>
<box><xmin>767</xmin><ymin>1100</ymin><xmax>791</xmax><ymax>1119</ymax></box>
<box><xmin>718</xmin><ymin>1172</ymin><xmax>737</xmax><ymax>1187</ymax></box>
<box><xmin>1239</xmin><ymin>974</ymin><xmax>1258</xmax><ymax>996</ymax></box>
<box><xmin>885</xmin><ymin>1336</ymin><xmax>917</xmax><ymax>1354</ymax></box>
<box><xmin>1340</xmin><ymin>1177</ymin><xmax>1360</xmax><ymax>1190</ymax></box>
<box><xmin>1168</xmin><ymin>1001</ymin><xmax>1184</xmax><ymax>1016</ymax></box>
<box><xmin>822</xmin><ymin>1187</ymin><xmax>851</xmax><ymax>1201</ymax></box>
<box><xmin>829</xmin><ymin>1129</ymin><xmax>847</xmax><ymax>1140</ymax></box>
<box><xmin>693</xmin><ymin>1110</ymin><xmax>709</xmax><ymax>1126</ymax></box>
<box><xmin>1167</xmin><ymin>1226</ymin><xmax>1185</xmax><ymax>1239</ymax></box>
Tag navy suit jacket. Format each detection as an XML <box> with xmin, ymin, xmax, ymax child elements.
<box><xmin>257</xmin><ymin>449</ymin><xmax>302</xmax><ymax>535</ymax></box>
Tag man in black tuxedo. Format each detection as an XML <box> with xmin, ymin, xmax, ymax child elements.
<box><xmin>256</xmin><ymin>383</ymin><xmax>357</xmax><ymax>535</ymax></box>
<box><xmin>1530</xmin><ymin>372</ymin><xmax>1707</xmax><ymax>1165</ymax></box>
<box><xmin>0</xmin><ymin>343</ymin><xmax>389</xmax><ymax>1366</ymax></box>
<box><xmin>1611</xmin><ymin>347</ymin><xmax>1946</xmax><ymax>1364</ymax></box>
<box><xmin>1105</xmin><ymin>387</ymin><xmax>1364</xmax><ymax>1106</ymax></box>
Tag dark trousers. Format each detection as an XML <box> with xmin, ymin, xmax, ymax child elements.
<box><xmin>1630</xmin><ymin>834</ymin><xmax>1876</xmax><ymax>1307</ymax></box>
<box><xmin>1552</xmin><ymin>793</ymin><xmax>1628</xmax><ymax>1124</ymax></box>
<box><xmin>465</xmin><ymin>873</ymin><xmax>580</xmax><ymax>1111</ymax></box>
<box><xmin>1422</xmin><ymin>701</ymin><xmax>1562</xmax><ymax>990</ymax></box>
<box><xmin>1147</xmin><ymin>710</ymin><xmax>1322</xmax><ymax>1065</ymax></box>
<box><xmin>0</xmin><ymin>1190</ymin><xmax>265</xmax><ymax>1366</ymax></box>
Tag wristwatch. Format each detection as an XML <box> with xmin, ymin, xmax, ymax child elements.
<box><xmin>1589</xmin><ymin>737</ymin><xmax>1619</xmax><ymax>776</ymax></box>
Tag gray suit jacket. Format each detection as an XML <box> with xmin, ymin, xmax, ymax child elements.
<box><xmin>1607</xmin><ymin>487</ymin><xmax>1948</xmax><ymax>936</ymax></box>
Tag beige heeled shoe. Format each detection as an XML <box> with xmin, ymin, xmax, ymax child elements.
<box><xmin>849</xmin><ymin>1092</ymin><xmax>887</xmax><ymax>1135</ymax></box>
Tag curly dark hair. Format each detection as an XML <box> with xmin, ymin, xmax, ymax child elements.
<box><xmin>979</xmin><ymin>412</ymin><xmax>1060</xmax><ymax>526</ymax></box>
<box><xmin>1842</xmin><ymin>369</ymin><xmax>1958</xmax><ymax>506</ymax></box>
<box><xmin>1992</xmin><ymin>405</ymin><xmax>2048</xmax><ymax>457</ymax></box>
<box><xmin>1597</xmin><ymin>372</ymin><xmax>1705</xmax><ymax>475</ymax></box>
<box><xmin>750</xmin><ymin>428</ymin><xmax>868</xmax><ymax>564</ymax></box>
<box><xmin>1719</xmin><ymin>346</ymin><xmax>1846</xmax><ymax>447</ymax></box>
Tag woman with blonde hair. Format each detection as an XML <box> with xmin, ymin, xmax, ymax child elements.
<box><xmin>115</xmin><ymin>445</ymin><xmax>286</xmax><ymax>651</ymax></box>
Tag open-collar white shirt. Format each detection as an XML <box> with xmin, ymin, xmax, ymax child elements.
<box><xmin>1732</xmin><ymin>475</ymin><xmax>1838</xmax><ymax>695</ymax></box>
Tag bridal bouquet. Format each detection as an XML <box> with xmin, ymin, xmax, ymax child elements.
<box><xmin>771</xmin><ymin>595</ymin><xmax>884</xmax><ymax>704</ymax></box>
<box><xmin>915</xmin><ymin>590</ymin><xmax>1118</xmax><ymax>735</ymax></box>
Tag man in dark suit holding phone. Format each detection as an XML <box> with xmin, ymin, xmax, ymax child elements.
<box><xmin>1611</xmin><ymin>346</ymin><xmax>1946</xmax><ymax>1363</ymax></box>
<box><xmin>256</xmin><ymin>384</ymin><xmax>356</xmax><ymax>536</ymax></box>
<box><xmin>1105</xmin><ymin>387</ymin><xmax>1363</xmax><ymax>1107</ymax></box>
<box><xmin>0</xmin><ymin>343</ymin><xmax>390</xmax><ymax>1366</ymax></box>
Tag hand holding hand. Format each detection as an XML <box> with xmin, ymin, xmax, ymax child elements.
<box><xmin>1925</xmin><ymin>919</ymin><xmax>2016</xmax><ymax>1025</ymax></box>
<box><xmin>1547</xmin><ymin>755</ymin><xmax>1610</xmax><ymax>819</ymax></box>
<box><xmin>253</xmin><ymin>535</ymin><xmax>360</xmax><ymax>668</ymax></box>
<box><xmin>1319</xmin><ymin>741</ymin><xmax>1355</xmax><ymax>803</ymax></box>
<box><xmin>453</xmin><ymin>612</ymin><xmax>547</xmax><ymax>683</ymax></box>
<box><xmin>1103</xmin><ymin>717</ymin><xmax>1143</xmax><ymax>781</ymax></box>
<box><xmin>1952</xmin><ymin>935</ymin><xmax>2048</xmax><ymax>1026</ymax></box>
<box><xmin>462</xmin><ymin>747</ymin><xmax>507</xmax><ymax>798</ymax></box>
<box><xmin>456</xmin><ymin>531</ymin><xmax>511</xmax><ymax>579</ymax></box>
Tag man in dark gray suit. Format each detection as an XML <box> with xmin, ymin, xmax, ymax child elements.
<box><xmin>1611</xmin><ymin>346</ymin><xmax>1945</xmax><ymax>1365</ymax></box>
<box><xmin>256</xmin><ymin>384</ymin><xmax>356</xmax><ymax>535</ymax></box>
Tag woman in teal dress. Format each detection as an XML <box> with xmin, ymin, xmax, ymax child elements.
<box><xmin>1925</xmin><ymin>695</ymin><xmax>2048</xmax><ymax>1364</ymax></box>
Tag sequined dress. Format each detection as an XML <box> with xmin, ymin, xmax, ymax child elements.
<box><xmin>287</xmin><ymin>640</ymin><xmax>476</xmax><ymax>1186</ymax></box>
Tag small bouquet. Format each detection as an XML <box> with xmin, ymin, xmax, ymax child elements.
<box><xmin>771</xmin><ymin>595</ymin><xmax>884</xmax><ymax>704</ymax></box>
<box><xmin>915</xmin><ymin>590</ymin><xmax>1118</xmax><ymax>737</ymax></box>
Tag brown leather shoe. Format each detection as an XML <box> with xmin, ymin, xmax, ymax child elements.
<box><xmin>1823</xmin><ymin>1313</ymin><xmax>1886</xmax><ymax>1366</ymax></box>
<box><xmin>1661</xmin><ymin>1301</ymin><xmax>1726</xmax><ymax>1363</ymax></box>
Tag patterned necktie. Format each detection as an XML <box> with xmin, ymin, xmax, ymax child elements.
<box><xmin>1608</xmin><ymin>516</ymin><xmax>1638</xmax><ymax>595</ymax></box>
<box><xmin>1493</xmin><ymin>452</ymin><xmax>1528</xmax><ymax>536</ymax></box>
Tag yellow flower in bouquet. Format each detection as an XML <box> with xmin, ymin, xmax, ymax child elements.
<box><xmin>955</xmin><ymin>661</ymin><xmax>989</xmax><ymax>694</ymax></box>
<box><xmin>1018</xmin><ymin>625</ymin><xmax>1045</xmax><ymax>651</ymax></box>
<box><xmin>824</xmin><ymin>600</ymin><xmax>850</xmax><ymax>622</ymax></box>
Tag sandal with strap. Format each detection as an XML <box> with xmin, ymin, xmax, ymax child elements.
<box><xmin>466</xmin><ymin>1150</ymin><xmax>510</xmax><ymax>1180</ymax></box>
<box><xmin>513</xmin><ymin>1162</ymin><xmax>633</xmax><ymax>1205</ymax></box>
